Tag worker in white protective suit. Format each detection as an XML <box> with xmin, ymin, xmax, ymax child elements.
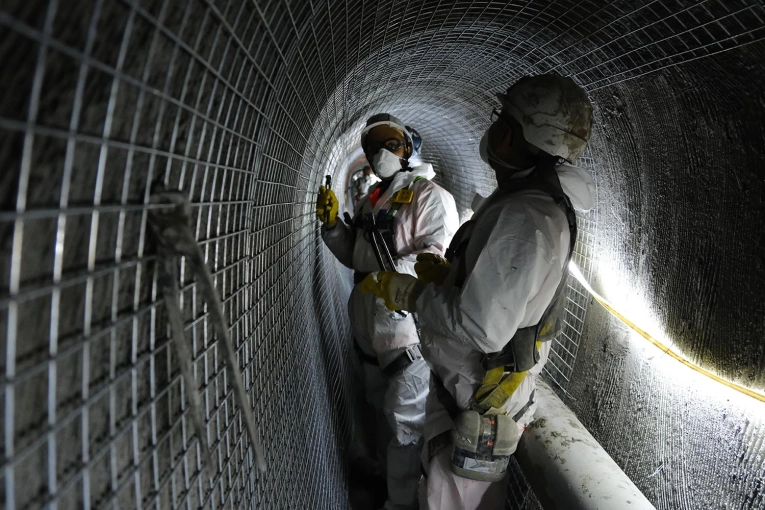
<box><xmin>352</xmin><ymin>165</ymin><xmax>380</xmax><ymax>204</ymax></box>
<box><xmin>316</xmin><ymin>113</ymin><xmax>459</xmax><ymax>510</ymax></box>
<box><xmin>361</xmin><ymin>75</ymin><xmax>596</xmax><ymax>509</ymax></box>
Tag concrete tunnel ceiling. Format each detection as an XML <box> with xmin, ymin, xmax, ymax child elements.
<box><xmin>1</xmin><ymin>0</ymin><xmax>764</xmax><ymax>509</ymax></box>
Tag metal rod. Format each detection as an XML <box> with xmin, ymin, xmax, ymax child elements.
<box><xmin>374</xmin><ymin>226</ymin><xmax>397</xmax><ymax>272</ymax></box>
<box><xmin>187</xmin><ymin>251</ymin><xmax>267</xmax><ymax>473</ymax></box>
<box><xmin>156</xmin><ymin>254</ymin><xmax>212</xmax><ymax>473</ymax></box>
<box><xmin>366</xmin><ymin>216</ymin><xmax>407</xmax><ymax>316</ymax></box>
<box><xmin>149</xmin><ymin>191</ymin><xmax>267</xmax><ymax>474</ymax></box>
<box><xmin>368</xmin><ymin>224</ymin><xmax>391</xmax><ymax>272</ymax></box>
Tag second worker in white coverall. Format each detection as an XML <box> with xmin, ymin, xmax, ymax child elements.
<box><xmin>361</xmin><ymin>75</ymin><xmax>596</xmax><ymax>509</ymax></box>
<box><xmin>316</xmin><ymin>113</ymin><xmax>459</xmax><ymax>510</ymax></box>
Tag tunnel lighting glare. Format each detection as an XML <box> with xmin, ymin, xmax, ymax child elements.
<box><xmin>568</xmin><ymin>261</ymin><xmax>765</xmax><ymax>404</ymax></box>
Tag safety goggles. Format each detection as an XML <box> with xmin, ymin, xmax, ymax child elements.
<box><xmin>363</xmin><ymin>138</ymin><xmax>406</xmax><ymax>155</ymax></box>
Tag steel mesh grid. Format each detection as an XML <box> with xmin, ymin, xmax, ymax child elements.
<box><xmin>505</xmin><ymin>456</ymin><xmax>542</xmax><ymax>510</ymax></box>
<box><xmin>0</xmin><ymin>1</ymin><xmax>353</xmax><ymax>509</ymax></box>
<box><xmin>2</xmin><ymin>0</ymin><xmax>764</xmax><ymax>509</ymax></box>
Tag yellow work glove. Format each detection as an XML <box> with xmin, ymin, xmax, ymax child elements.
<box><xmin>414</xmin><ymin>253</ymin><xmax>451</xmax><ymax>285</ymax></box>
<box><xmin>360</xmin><ymin>272</ymin><xmax>425</xmax><ymax>312</ymax></box>
<box><xmin>315</xmin><ymin>185</ymin><xmax>339</xmax><ymax>227</ymax></box>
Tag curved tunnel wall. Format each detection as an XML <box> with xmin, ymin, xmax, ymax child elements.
<box><xmin>1</xmin><ymin>1</ymin><xmax>764</xmax><ymax>509</ymax></box>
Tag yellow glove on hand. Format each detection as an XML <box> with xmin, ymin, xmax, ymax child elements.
<box><xmin>360</xmin><ymin>272</ymin><xmax>425</xmax><ymax>312</ymax></box>
<box><xmin>315</xmin><ymin>186</ymin><xmax>339</xmax><ymax>227</ymax></box>
<box><xmin>415</xmin><ymin>253</ymin><xmax>451</xmax><ymax>285</ymax></box>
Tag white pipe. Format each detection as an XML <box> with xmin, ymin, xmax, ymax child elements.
<box><xmin>515</xmin><ymin>381</ymin><xmax>655</xmax><ymax>510</ymax></box>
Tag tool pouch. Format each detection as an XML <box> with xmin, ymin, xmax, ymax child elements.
<box><xmin>450</xmin><ymin>410</ymin><xmax>521</xmax><ymax>482</ymax></box>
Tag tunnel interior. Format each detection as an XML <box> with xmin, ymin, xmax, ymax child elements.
<box><xmin>1</xmin><ymin>0</ymin><xmax>764</xmax><ymax>509</ymax></box>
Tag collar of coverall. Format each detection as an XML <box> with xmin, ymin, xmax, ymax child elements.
<box><xmin>371</xmin><ymin>163</ymin><xmax>436</xmax><ymax>215</ymax></box>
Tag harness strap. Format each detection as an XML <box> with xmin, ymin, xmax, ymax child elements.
<box><xmin>353</xmin><ymin>271</ymin><xmax>370</xmax><ymax>284</ymax></box>
<box><xmin>472</xmin><ymin>368</ymin><xmax>530</xmax><ymax>415</ymax></box>
<box><xmin>353</xmin><ymin>338</ymin><xmax>379</xmax><ymax>366</ymax></box>
<box><xmin>381</xmin><ymin>175</ymin><xmax>425</xmax><ymax>221</ymax></box>
<box><xmin>472</xmin><ymin>159</ymin><xmax>577</xmax><ymax>412</ymax></box>
<box><xmin>358</xmin><ymin>176</ymin><xmax>426</xmax><ymax>264</ymax></box>
<box><xmin>354</xmin><ymin>340</ymin><xmax>423</xmax><ymax>376</ymax></box>
<box><xmin>444</xmin><ymin>220</ymin><xmax>475</xmax><ymax>288</ymax></box>
<box><xmin>382</xmin><ymin>345</ymin><xmax>423</xmax><ymax>376</ymax></box>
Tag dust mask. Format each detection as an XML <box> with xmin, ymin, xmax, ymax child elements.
<box><xmin>372</xmin><ymin>149</ymin><xmax>403</xmax><ymax>179</ymax></box>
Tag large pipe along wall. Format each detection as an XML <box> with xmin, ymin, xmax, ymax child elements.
<box><xmin>1</xmin><ymin>1</ymin><xmax>764</xmax><ymax>509</ymax></box>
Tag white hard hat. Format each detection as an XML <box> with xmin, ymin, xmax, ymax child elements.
<box><xmin>497</xmin><ymin>74</ymin><xmax>593</xmax><ymax>161</ymax></box>
<box><xmin>360</xmin><ymin>113</ymin><xmax>413</xmax><ymax>155</ymax></box>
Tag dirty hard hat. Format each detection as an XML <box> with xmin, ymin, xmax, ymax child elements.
<box><xmin>496</xmin><ymin>74</ymin><xmax>593</xmax><ymax>161</ymax></box>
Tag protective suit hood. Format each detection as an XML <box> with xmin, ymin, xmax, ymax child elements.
<box><xmin>409</xmin><ymin>162</ymin><xmax>437</xmax><ymax>180</ymax></box>
<box><xmin>473</xmin><ymin>162</ymin><xmax>595</xmax><ymax>216</ymax></box>
<box><xmin>555</xmin><ymin>162</ymin><xmax>595</xmax><ymax>212</ymax></box>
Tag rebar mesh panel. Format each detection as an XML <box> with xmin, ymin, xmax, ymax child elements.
<box><xmin>2</xmin><ymin>0</ymin><xmax>764</xmax><ymax>509</ymax></box>
<box><xmin>0</xmin><ymin>1</ymin><xmax>352</xmax><ymax>508</ymax></box>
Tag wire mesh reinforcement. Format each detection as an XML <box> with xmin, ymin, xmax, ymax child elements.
<box><xmin>1</xmin><ymin>1</ymin><xmax>763</xmax><ymax>509</ymax></box>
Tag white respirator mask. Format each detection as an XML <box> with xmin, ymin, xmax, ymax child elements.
<box><xmin>372</xmin><ymin>149</ymin><xmax>403</xmax><ymax>179</ymax></box>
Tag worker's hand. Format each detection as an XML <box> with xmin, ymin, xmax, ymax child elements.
<box><xmin>360</xmin><ymin>272</ymin><xmax>425</xmax><ymax>312</ymax></box>
<box><xmin>315</xmin><ymin>186</ymin><xmax>339</xmax><ymax>227</ymax></box>
<box><xmin>414</xmin><ymin>253</ymin><xmax>451</xmax><ymax>285</ymax></box>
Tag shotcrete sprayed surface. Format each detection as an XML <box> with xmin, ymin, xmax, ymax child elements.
<box><xmin>570</xmin><ymin>307</ymin><xmax>765</xmax><ymax>510</ymax></box>
<box><xmin>588</xmin><ymin>50</ymin><xmax>765</xmax><ymax>389</ymax></box>
<box><xmin>568</xmin><ymin>48</ymin><xmax>765</xmax><ymax>510</ymax></box>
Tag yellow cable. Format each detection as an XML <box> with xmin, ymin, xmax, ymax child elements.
<box><xmin>569</xmin><ymin>264</ymin><xmax>765</xmax><ymax>403</ymax></box>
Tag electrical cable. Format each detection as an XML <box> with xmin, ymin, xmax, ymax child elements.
<box><xmin>569</xmin><ymin>263</ymin><xmax>765</xmax><ymax>403</ymax></box>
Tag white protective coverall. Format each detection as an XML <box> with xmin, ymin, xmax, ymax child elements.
<box><xmin>322</xmin><ymin>163</ymin><xmax>459</xmax><ymax>510</ymax></box>
<box><xmin>415</xmin><ymin>163</ymin><xmax>595</xmax><ymax>510</ymax></box>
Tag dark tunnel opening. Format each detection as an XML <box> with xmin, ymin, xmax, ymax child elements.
<box><xmin>1</xmin><ymin>0</ymin><xmax>764</xmax><ymax>508</ymax></box>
